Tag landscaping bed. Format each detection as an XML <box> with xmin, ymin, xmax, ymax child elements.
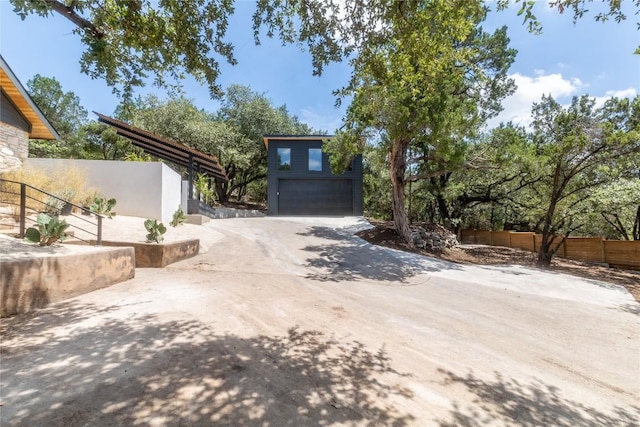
<box><xmin>357</xmin><ymin>221</ymin><xmax>640</xmax><ymax>302</ymax></box>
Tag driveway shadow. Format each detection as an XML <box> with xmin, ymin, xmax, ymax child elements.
<box><xmin>2</xmin><ymin>301</ymin><xmax>415</xmax><ymax>426</ymax></box>
<box><xmin>299</xmin><ymin>226</ymin><xmax>461</xmax><ymax>283</ymax></box>
<box><xmin>437</xmin><ymin>369</ymin><xmax>639</xmax><ymax>426</ymax></box>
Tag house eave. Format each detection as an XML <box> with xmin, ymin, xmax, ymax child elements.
<box><xmin>0</xmin><ymin>55</ymin><xmax>59</xmax><ymax>140</ymax></box>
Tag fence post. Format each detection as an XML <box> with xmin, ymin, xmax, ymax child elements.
<box><xmin>97</xmin><ymin>215</ymin><xmax>102</xmax><ymax>246</ymax></box>
<box><xmin>508</xmin><ymin>231</ymin><xmax>513</xmax><ymax>249</ymax></box>
<box><xmin>19</xmin><ymin>183</ymin><xmax>26</xmax><ymax>238</ymax></box>
<box><xmin>600</xmin><ymin>238</ymin><xmax>606</xmax><ymax>263</ymax></box>
<box><xmin>531</xmin><ymin>233</ymin><xmax>535</xmax><ymax>253</ymax></box>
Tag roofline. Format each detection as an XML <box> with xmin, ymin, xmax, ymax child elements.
<box><xmin>262</xmin><ymin>134</ymin><xmax>334</xmax><ymax>149</ymax></box>
<box><xmin>0</xmin><ymin>54</ymin><xmax>59</xmax><ymax>139</ymax></box>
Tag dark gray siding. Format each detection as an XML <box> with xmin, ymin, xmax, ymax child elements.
<box><xmin>1</xmin><ymin>90</ymin><xmax>30</xmax><ymax>132</ymax></box>
<box><xmin>266</xmin><ymin>138</ymin><xmax>363</xmax><ymax>216</ymax></box>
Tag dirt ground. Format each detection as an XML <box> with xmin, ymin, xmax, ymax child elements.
<box><xmin>357</xmin><ymin>222</ymin><xmax>640</xmax><ymax>302</ymax></box>
<box><xmin>1</xmin><ymin>217</ymin><xmax>638</xmax><ymax>426</ymax></box>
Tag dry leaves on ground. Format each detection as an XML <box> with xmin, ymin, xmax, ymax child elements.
<box><xmin>357</xmin><ymin>222</ymin><xmax>640</xmax><ymax>302</ymax></box>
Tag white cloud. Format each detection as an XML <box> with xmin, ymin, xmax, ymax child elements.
<box><xmin>489</xmin><ymin>72</ymin><xmax>584</xmax><ymax>128</ymax></box>
<box><xmin>593</xmin><ymin>87</ymin><xmax>638</xmax><ymax>107</ymax></box>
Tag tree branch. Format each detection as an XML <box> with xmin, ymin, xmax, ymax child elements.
<box><xmin>44</xmin><ymin>0</ymin><xmax>104</xmax><ymax>39</ymax></box>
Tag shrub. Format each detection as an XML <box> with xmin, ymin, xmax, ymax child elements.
<box><xmin>1</xmin><ymin>166</ymin><xmax>99</xmax><ymax>212</ymax></box>
<box><xmin>90</xmin><ymin>197</ymin><xmax>117</xmax><ymax>218</ymax></box>
<box><xmin>194</xmin><ymin>172</ymin><xmax>216</xmax><ymax>205</ymax></box>
<box><xmin>24</xmin><ymin>213</ymin><xmax>69</xmax><ymax>246</ymax></box>
<box><xmin>144</xmin><ymin>219</ymin><xmax>166</xmax><ymax>243</ymax></box>
<box><xmin>170</xmin><ymin>205</ymin><xmax>186</xmax><ymax>227</ymax></box>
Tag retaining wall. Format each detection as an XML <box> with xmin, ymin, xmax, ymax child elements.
<box><xmin>1</xmin><ymin>246</ymin><xmax>135</xmax><ymax>317</ymax></box>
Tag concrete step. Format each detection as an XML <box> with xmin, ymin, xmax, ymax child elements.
<box><xmin>186</xmin><ymin>214</ymin><xmax>210</xmax><ymax>225</ymax></box>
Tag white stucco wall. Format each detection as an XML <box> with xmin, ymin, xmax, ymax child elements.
<box><xmin>24</xmin><ymin>159</ymin><xmax>182</xmax><ymax>223</ymax></box>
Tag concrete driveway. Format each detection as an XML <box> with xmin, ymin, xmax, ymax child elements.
<box><xmin>1</xmin><ymin>217</ymin><xmax>638</xmax><ymax>426</ymax></box>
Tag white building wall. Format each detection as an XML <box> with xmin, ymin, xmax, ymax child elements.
<box><xmin>24</xmin><ymin>159</ymin><xmax>182</xmax><ymax>223</ymax></box>
<box><xmin>161</xmin><ymin>164</ymin><xmax>182</xmax><ymax>222</ymax></box>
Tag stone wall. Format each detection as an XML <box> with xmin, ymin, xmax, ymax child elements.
<box><xmin>0</xmin><ymin>122</ymin><xmax>29</xmax><ymax>172</ymax></box>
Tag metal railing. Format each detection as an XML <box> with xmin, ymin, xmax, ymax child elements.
<box><xmin>0</xmin><ymin>178</ymin><xmax>102</xmax><ymax>245</ymax></box>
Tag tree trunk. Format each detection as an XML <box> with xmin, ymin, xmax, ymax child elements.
<box><xmin>633</xmin><ymin>205</ymin><xmax>640</xmax><ymax>241</ymax></box>
<box><xmin>215</xmin><ymin>180</ymin><xmax>229</xmax><ymax>204</ymax></box>
<box><xmin>390</xmin><ymin>138</ymin><xmax>413</xmax><ymax>246</ymax></box>
<box><xmin>537</xmin><ymin>233</ymin><xmax>554</xmax><ymax>267</ymax></box>
<box><xmin>436</xmin><ymin>193</ymin><xmax>451</xmax><ymax>229</ymax></box>
<box><xmin>537</xmin><ymin>164</ymin><xmax>563</xmax><ymax>267</ymax></box>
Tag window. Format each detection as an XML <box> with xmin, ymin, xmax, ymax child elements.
<box><xmin>277</xmin><ymin>148</ymin><xmax>291</xmax><ymax>171</ymax></box>
<box><xmin>308</xmin><ymin>148</ymin><xmax>322</xmax><ymax>171</ymax></box>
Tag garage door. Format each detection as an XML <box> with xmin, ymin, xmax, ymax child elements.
<box><xmin>278</xmin><ymin>179</ymin><xmax>353</xmax><ymax>215</ymax></box>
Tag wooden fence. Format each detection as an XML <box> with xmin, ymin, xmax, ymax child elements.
<box><xmin>460</xmin><ymin>229</ymin><xmax>640</xmax><ymax>271</ymax></box>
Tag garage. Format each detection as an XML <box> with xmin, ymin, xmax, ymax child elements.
<box><xmin>278</xmin><ymin>179</ymin><xmax>353</xmax><ymax>216</ymax></box>
<box><xmin>264</xmin><ymin>135</ymin><xmax>363</xmax><ymax>216</ymax></box>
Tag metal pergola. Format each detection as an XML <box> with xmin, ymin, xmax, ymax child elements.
<box><xmin>95</xmin><ymin>112</ymin><xmax>228</xmax><ymax>203</ymax></box>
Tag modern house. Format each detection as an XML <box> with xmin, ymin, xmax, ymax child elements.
<box><xmin>0</xmin><ymin>54</ymin><xmax>58</xmax><ymax>172</ymax></box>
<box><xmin>264</xmin><ymin>135</ymin><xmax>363</xmax><ymax>216</ymax></box>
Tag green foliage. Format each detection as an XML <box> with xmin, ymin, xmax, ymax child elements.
<box><xmin>130</xmin><ymin>88</ymin><xmax>313</xmax><ymax>204</ymax></box>
<box><xmin>12</xmin><ymin>0</ymin><xmax>636</xmax><ymax>101</ymax></box>
<box><xmin>194</xmin><ymin>173</ymin><xmax>216</xmax><ymax>206</ymax></box>
<box><xmin>144</xmin><ymin>219</ymin><xmax>167</xmax><ymax>243</ymax></box>
<box><xmin>446</xmin><ymin>94</ymin><xmax>640</xmax><ymax>265</ymax></box>
<box><xmin>529</xmin><ymin>94</ymin><xmax>639</xmax><ymax>250</ymax></box>
<box><xmin>323</xmin><ymin>132</ymin><xmax>364</xmax><ymax>175</ymax></box>
<box><xmin>214</xmin><ymin>85</ymin><xmax>314</xmax><ymax>202</ymax></box>
<box><xmin>81</xmin><ymin>122</ymin><xmax>135</xmax><ymax>160</ymax></box>
<box><xmin>170</xmin><ymin>205</ymin><xmax>187</xmax><ymax>227</ymax></box>
<box><xmin>324</xmin><ymin>0</ymin><xmax>516</xmax><ymax>243</ymax></box>
<box><xmin>497</xmin><ymin>0</ymin><xmax>639</xmax><ymax>45</ymax></box>
<box><xmin>124</xmin><ymin>151</ymin><xmax>153</xmax><ymax>162</ymax></box>
<box><xmin>43</xmin><ymin>195</ymin><xmax>65</xmax><ymax>214</ymax></box>
<box><xmin>90</xmin><ymin>197</ymin><xmax>117</xmax><ymax>219</ymax></box>
<box><xmin>27</xmin><ymin>74</ymin><xmax>88</xmax><ymax>136</ymax></box>
<box><xmin>26</xmin><ymin>74</ymin><xmax>89</xmax><ymax>158</ymax></box>
<box><xmin>361</xmin><ymin>145</ymin><xmax>392</xmax><ymax>220</ymax></box>
<box><xmin>12</xmin><ymin>0</ymin><xmax>236</xmax><ymax>99</ymax></box>
<box><xmin>24</xmin><ymin>213</ymin><xmax>69</xmax><ymax>246</ymax></box>
<box><xmin>582</xmin><ymin>179</ymin><xmax>640</xmax><ymax>240</ymax></box>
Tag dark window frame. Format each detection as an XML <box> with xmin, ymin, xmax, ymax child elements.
<box><xmin>277</xmin><ymin>147</ymin><xmax>292</xmax><ymax>171</ymax></box>
<box><xmin>308</xmin><ymin>148</ymin><xmax>322</xmax><ymax>172</ymax></box>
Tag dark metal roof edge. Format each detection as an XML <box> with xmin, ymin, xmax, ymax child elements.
<box><xmin>95</xmin><ymin>111</ymin><xmax>228</xmax><ymax>181</ymax></box>
<box><xmin>262</xmin><ymin>134</ymin><xmax>334</xmax><ymax>149</ymax></box>
<box><xmin>113</xmin><ymin>130</ymin><xmax>227</xmax><ymax>180</ymax></box>
<box><xmin>262</xmin><ymin>134</ymin><xmax>334</xmax><ymax>139</ymax></box>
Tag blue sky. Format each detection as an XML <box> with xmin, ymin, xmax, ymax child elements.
<box><xmin>1</xmin><ymin>1</ymin><xmax>638</xmax><ymax>133</ymax></box>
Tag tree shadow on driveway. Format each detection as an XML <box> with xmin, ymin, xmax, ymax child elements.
<box><xmin>298</xmin><ymin>226</ymin><xmax>461</xmax><ymax>283</ymax></box>
<box><xmin>437</xmin><ymin>369</ymin><xmax>639</xmax><ymax>427</ymax></box>
<box><xmin>2</xmin><ymin>301</ymin><xmax>415</xmax><ymax>426</ymax></box>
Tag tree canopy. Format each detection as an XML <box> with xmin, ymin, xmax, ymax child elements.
<box><xmin>26</xmin><ymin>74</ymin><xmax>88</xmax><ymax>158</ymax></box>
<box><xmin>322</xmin><ymin>1</ymin><xmax>516</xmax><ymax>244</ymax></box>
<box><xmin>12</xmin><ymin>0</ymin><xmax>236</xmax><ymax>99</ymax></box>
<box><xmin>11</xmin><ymin>1</ymin><xmax>637</xmax><ymax>99</ymax></box>
<box><xmin>128</xmin><ymin>86</ymin><xmax>313</xmax><ymax>203</ymax></box>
